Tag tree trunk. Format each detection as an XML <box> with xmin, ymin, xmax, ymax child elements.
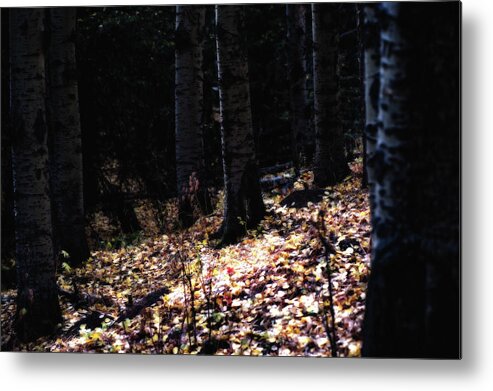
<box><xmin>362</xmin><ymin>2</ymin><xmax>460</xmax><ymax>358</ymax></box>
<box><xmin>46</xmin><ymin>8</ymin><xmax>89</xmax><ymax>267</ymax></box>
<box><xmin>361</xmin><ymin>4</ymin><xmax>380</xmax><ymax>200</ymax></box>
<box><xmin>215</xmin><ymin>5</ymin><xmax>265</xmax><ymax>245</ymax></box>
<box><xmin>99</xmin><ymin>175</ymin><xmax>141</xmax><ymax>234</ymax></box>
<box><xmin>286</xmin><ymin>4</ymin><xmax>312</xmax><ymax>168</ymax></box>
<box><xmin>337</xmin><ymin>4</ymin><xmax>363</xmax><ymax>164</ymax></box>
<box><xmin>10</xmin><ymin>8</ymin><xmax>62</xmax><ymax>341</ymax></box>
<box><xmin>356</xmin><ymin>5</ymin><xmax>367</xmax><ymax>189</ymax></box>
<box><xmin>312</xmin><ymin>4</ymin><xmax>349</xmax><ymax>187</ymax></box>
<box><xmin>1</xmin><ymin>9</ymin><xmax>16</xmax><ymax>273</ymax></box>
<box><xmin>175</xmin><ymin>5</ymin><xmax>211</xmax><ymax>228</ymax></box>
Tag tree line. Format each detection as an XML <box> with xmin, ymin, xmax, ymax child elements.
<box><xmin>3</xmin><ymin>3</ymin><xmax>459</xmax><ymax>358</ymax></box>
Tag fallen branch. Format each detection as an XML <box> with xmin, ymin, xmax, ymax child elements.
<box><xmin>63</xmin><ymin>286</ymin><xmax>170</xmax><ymax>336</ymax></box>
<box><xmin>114</xmin><ymin>286</ymin><xmax>170</xmax><ymax>324</ymax></box>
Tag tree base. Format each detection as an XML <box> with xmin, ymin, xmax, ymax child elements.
<box><xmin>15</xmin><ymin>291</ymin><xmax>62</xmax><ymax>342</ymax></box>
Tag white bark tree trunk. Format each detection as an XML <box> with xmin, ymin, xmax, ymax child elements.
<box><xmin>46</xmin><ymin>8</ymin><xmax>89</xmax><ymax>266</ymax></box>
<box><xmin>215</xmin><ymin>5</ymin><xmax>265</xmax><ymax>245</ymax></box>
<box><xmin>362</xmin><ymin>3</ymin><xmax>460</xmax><ymax>358</ymax></box>
<box><xmin>10</xmin><ymin>8</ymin><xmax>61</xmax><ymax>341</ymax></box>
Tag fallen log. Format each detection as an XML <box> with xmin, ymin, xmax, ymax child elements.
<box><xmin>63</xmin><ymin>286</ymin><xmax>170</xmax><ymax>336</ymax></box>
<box><xmin>114</xmin><ymin>286</ymin><xmax>170</xmax><ymax>324</ymax></box>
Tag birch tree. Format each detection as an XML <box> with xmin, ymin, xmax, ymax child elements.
<box><xmin>175</xmin><ymin>5</ymin><xmax>211</xmax><ymax>228</ymax></box>
<box><xmin>362</xmin><ymin>2</ymin><xmax>460</xmax><ymax>358</ymax></box>
<box><xmin>46</xmin><ymin>8</ymin><xmax>89</xmax><ymax>266</ymax></box>
<box><xmin>312</xmin><ymin>4</ymin><xmax>348</xmax><ymax>187</ymax></box>
<box><xmin>10</xmin><ymin>8</ymin><xmax>62</xmax><ymax>341</ymax></box>
<box><xmin>215</xmin><ymin>5</ymin><xmax>265</xmax><ymax>244</ymax></box>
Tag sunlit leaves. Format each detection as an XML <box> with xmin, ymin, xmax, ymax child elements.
<box><xmin>1</xmin><ymin>171</ymin><xmax>370</xmax><ymax>357</ymax></box>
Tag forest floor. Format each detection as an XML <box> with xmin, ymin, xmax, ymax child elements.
<box><xmin>1</xmin><ymin>164</ymin><xmax>371</xmax><ymax>357</ymax></box>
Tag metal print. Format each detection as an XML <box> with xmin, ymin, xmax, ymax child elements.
<box><xmin>0</xmin><ymin>2</ymin><xmax>461</xmax><ymax>358</ymax></box>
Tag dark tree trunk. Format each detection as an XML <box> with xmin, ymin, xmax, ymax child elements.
<box><xmin>46</xmin><ymin>8</ymin><xmax>89</xmax><ymax>267</ymax></box>
<box><xmin>99</xmin><ymin>176</ymin><xmax>141</xmax><ymax>235</ymax></box>
<box><xmin>10</xmin><ymin>8</ymin><xmax>62</xmax><ymax>341</ymax></box>
<box><xmin>337</xmin><ymin>4</ymin><xmax>363</xmax><ymax>164</ymax></box>
<box><xmin>312</xmin><ymin>4</ymin><xmax>349</xmax><ymax>187</ymax></box>
<box><xmin>361</xmin><ymin>4</ymin><xmax>380</xmax><ymax>199</ymax></box>
<box><xmin>1</xmin><ymin>9</ymin><xmax>16</xmax><ymax>275</ymax></box>
<box><xmin>362</xmin><ymin>2</ymin><xmax>460</xmax><ymax>358</ymax></box>
<box><xmin>175</xmin><ymin>5</ymin><xmax>212</xmax><ymax>228</ymax></box>
<box><xmin>215</xmin><ymin>5</ymin><xmax>265</xmax><ymax>245</ymax></box>
<box><xmin>286</xmin><ymin>4</ymin><xmax>312</xmax><ymax>168</ymax></box>
<box><xmin>356</xmin><ymin>5</ymin><xmax>368</xmax><ymax>189</ymax></box>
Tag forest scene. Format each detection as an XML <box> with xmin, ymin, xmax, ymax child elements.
<box><xmin>0</xmin><ymin>2</ymin><xmax>460</xmax><ymax>358</ymax></box>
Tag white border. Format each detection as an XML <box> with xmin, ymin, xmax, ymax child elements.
<box><xmin>2</xmin><ymin>0</ymin><xmax>493</xmax><ymax>390</ymax></box>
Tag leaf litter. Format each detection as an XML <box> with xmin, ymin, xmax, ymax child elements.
<box><xmin>1</xmin><ymin>168</ymin><xmax>371</xmax><ymax>357</ymax></box>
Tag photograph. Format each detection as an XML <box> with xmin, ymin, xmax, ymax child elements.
<box><xmin>1</xmin><ymin>1</ymin><xmax>460</xmax><ymax>358</ymax></box>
